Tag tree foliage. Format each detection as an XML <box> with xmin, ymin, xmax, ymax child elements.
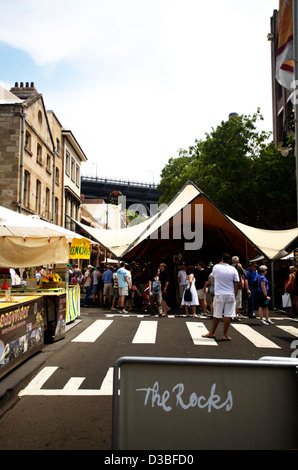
<box><xmin>158</xmin><ymin>110</ymin><xmax>296</xmax><ymax>229</ymax></box>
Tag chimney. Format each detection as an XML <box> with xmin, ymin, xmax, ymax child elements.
<box><xmin>10</xmin><ymin>82</ymin><xmax>38</xmax><ymax>100</ymax></box>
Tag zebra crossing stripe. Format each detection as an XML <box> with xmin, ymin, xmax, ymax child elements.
<box><xmin>72</xmin><ymin>319</ymin><xmax>113</xmax><ymax>343</ymax></box>
<box><xmin>132</xmin><ymin>321</ymin><xmax>157</xmax><ymax>344</ymax></box>
<box><xmin>276</xmin><ymin>325</ymin><xmax>298</xmax><ymax>337</ymax></box>
<box><xmin>231</xmin><ymin>324</ymin><xmax>281</xmax><ymax>348</ymax></box>
<box><xmin>186</xmin><ymin>322</ymin><xmax>217</xmax><ymax>346</ymax></box>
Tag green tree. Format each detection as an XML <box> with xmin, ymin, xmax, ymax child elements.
<box><xmin>158</xmin><ymin>110</ymin><xmax>296</xmax><ymax>229</ymax></box>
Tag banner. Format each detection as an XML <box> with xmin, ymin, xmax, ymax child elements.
<box><xmin>69</xmin><ymin>238</ymin><xmax>91</xmax><ymax>259</ymax></box>
<box><xmin>276</xmin><ymin>0</ymin><xmax>294</xmax><ymax>90</ymax></box>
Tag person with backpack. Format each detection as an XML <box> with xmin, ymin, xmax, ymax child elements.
<box><xmin>244</xmin><ymin>263</ymin><xmax>258</xmax><ymax>318</ymax></box>
<box><xmin>149</xmin><ymin>269</ymin><xmax>163</xmax><ymax>317</ymax></box>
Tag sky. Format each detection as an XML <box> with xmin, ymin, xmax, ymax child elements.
<box><xmin>0</xmin><ymin>0</ymin><xmax>279</xmax><ymax>184</ymax></box>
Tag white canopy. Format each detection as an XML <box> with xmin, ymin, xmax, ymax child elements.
<box><xmin>228</xmin><ymin>217</ymin><xmax>298</xmax><ymax>260</ymax></box>
<box><xmin>75</xmin><ymin>182</ymin><xmax>298</xmax><ymax>262</ymax></box>
<box><xmin>0</xmin><ymin>206</ymin><xmax>89</xmax><ymax>267</ymax></box>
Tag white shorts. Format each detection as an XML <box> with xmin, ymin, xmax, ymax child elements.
<box><xmin>213</xmin><ymin>294</ymin><xmax>236</xmax><ymax>318</ymax></box>
<box><xmin>118</xmin><ymin>286</ymin><xmax>128</xmax><ymax>297</ymax></box>
<box><xmin>197</xmin><ymin>288</ymin><xmax>206</xmax><ymax>300</ymax></box>
<box><xmin>235</xmin><ymin>290</ymin><xmax>242</xmax><ymax>309</ymax></box>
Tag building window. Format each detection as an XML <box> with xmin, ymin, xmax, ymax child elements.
<box><xmin>45</xmin><ymin>188</ymin><xmax>51</xmax><ymax>217</ymax></box>
<box><xmin>66</xmin><ymin>151</ymin><xmax>70</xmax><ymax>176</ymax></box>
<box><xmin>36</xmin><ymin>180</ymin><xmax>41</xmax><ymax>213</ymax></box>
<box><xmin>23</xmin><ymin>171</ymin><xmax>30</xmax><ymax>208</ymax></box>
<box><xmin>76</xmin><ymin>164</ymin><xmax>80</xmax><ymax>187</ymax></box>
<box><xmin>37</xmin><ymin>143</ymin><xmax>42</xmax><ymax>164</ymax></box>
<box><xmin>55</xmin><ymin>167</ymin><xmax>60</xmax><ymax>185</ymax></box>
<box><xmin>56</xmin><ymin>138</ymin><xmax>60</xmax><ymax>154</ymax></box>
<box><xmin>46</xmin><ymin>154</ymin><xmax>52</xmax><ymax>173</ymax></box>
<box><xmin>71</xmin><ymin>158</ymin><xmax>75</xmax><ymax>182</ymax></box>
<box><xmin>38</xmin><ymin>110</ymin><xmax>43</xmax><ymax>124</ymax></box>
<box><xmin>25</xmin><ymin>131</ymin><xmax>32</xmax><ymax>154</ymax></box>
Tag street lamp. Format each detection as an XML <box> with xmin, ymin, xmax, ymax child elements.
<box><xmin>278</xmin><ymin>129</ymin><xmax>293</xmax><ymax>156</ymax></box>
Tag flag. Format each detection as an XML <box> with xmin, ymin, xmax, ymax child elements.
<box><xmin>276</xmin><ymin>0</ymin><xmax>294</xmax><ymax>90</ymax></box>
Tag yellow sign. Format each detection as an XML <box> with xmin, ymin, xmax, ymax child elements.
<box><xmin>69</xmin><ymin>238</ymin><xmax>91</xmax><ymax>259</ymax></box>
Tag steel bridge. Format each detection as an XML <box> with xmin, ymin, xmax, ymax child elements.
<box><xmin>81</xmin><ymin>176</ymin><xmax>163</xmax><ymax>216</ymax></box>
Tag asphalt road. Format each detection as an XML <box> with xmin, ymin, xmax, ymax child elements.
<box><xmin>0</xmin><ymin>306</ymin><xmax>297</xmax><ymax>451</ymax></box>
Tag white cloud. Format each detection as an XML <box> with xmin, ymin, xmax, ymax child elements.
<box><xmin>0</xmin><ymin>0</ymin><xmax>279</xmax><ymax>182</ymax></box>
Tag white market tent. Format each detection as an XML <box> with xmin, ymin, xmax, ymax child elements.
<box><xmin>0</xmin><ymin>205</ymin><xmax>89</xmax><ymax>268</ymax></box>
<box><xmin>75</xmin><ymin>182</ymin><xmax>298</xmax><ymax>264</ymax></box>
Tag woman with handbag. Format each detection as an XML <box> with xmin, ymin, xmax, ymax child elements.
<box><xmin>285</xmin><ymin>266</ymin><xmax>298</xmax><ymax>316</ymax></box>
<box><xmin>181</xmin><ymin>266</ymin><xmax>199</xmax><ymax>317</ymax></box>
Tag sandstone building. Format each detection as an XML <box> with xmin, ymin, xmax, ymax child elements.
<box><xmin>0</xmin><ymin>82</ymin><xmax>87</xmax><ymax>228</ymax></box>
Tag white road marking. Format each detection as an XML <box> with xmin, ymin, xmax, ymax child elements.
<box><xmin>71</xmin><ymin>319</ymin><xmax>113</xmax><ymax>343</ymax></box>
<box><xmin>132</xmin><ymin>321</ymin><xmax>157</xmax><ymax>343</ymax></box>
<box><xmin>231</xmin><ymin>324</ymin><xmax>281</xmax><ymax>348</ymax></box>
<box><xmin>19</xmin><ymin>367</ymin><xmax>114</xmax><ymax>396</ymax></box>
<box><xmin>186</xmin><ymin>322</ymin><xmax>217</xmax><ymax>346</ymax></box>
<box><xmin>276</xmin><ymin>325</ymin><xmax>298</xmax><ymax>337</ymax></box>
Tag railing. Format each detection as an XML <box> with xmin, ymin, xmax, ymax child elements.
<box><xmin>81</xmin><ymin>174</ymin><xmax>159</xmax><ymax>189</ymax></box>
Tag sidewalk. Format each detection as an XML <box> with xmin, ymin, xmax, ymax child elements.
<box><xmin>0</xmin><ymin>318</ymin><xmax>82</xmax><ymax>415</ymax></box>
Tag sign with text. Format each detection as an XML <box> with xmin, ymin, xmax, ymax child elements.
<box><xmin>0</xmin><ymin>296</ymin><xmax>45</xmax><ymax>379</ymax></box>
<box><xmin>112</xmin><ymin>357</ymin><xmax>298</xmax><ymax>450</ymax></box>
<box><xmin>69</xmin><ymin>238</ymin><xmax>90</xmax><ymax>259</ymax></box>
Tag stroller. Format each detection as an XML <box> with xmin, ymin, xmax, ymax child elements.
<box><xmin>142</xmin><ymin>282</ymin><xmax>151</xmax><ymax>313</ymax></box>
<box><xmin>141</xmin><ymin>282</ymin><xmax>159</xmax><ymax>315</ymax></box>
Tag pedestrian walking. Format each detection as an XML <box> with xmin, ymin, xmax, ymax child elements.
<box><xmin>117</xmin><ymin>262</ymin><xmax>130</xmax><ymax>313</ymax></box>
<box><xmin>159</xmin><ymin>263</ymin><xmax>170</xmax><ymax>316</ymax></box>
<box><xmin>102</xmin><ymin>264</ymin><xmax>114</xmax><ymax>307</ymax></box>
<box><xmin>202</xmin><ymin>253</ymin><xmax>239</xmax><ymax>341</ymax></box>
<box><xmin>257</xmin><ymin>265</ymin><xmax>274</xmax><ymax>325</ymax></box>
<box><xmin>181</xmin><ymin>266</ymin><xmax>199</xmax><ymax>317</ymax></box>
<box><xmin>82</xmin><ymin>265</ymin><xmax>93</xmax><ymax>307</ymax></box>
<box><xmin>177</xmin><ymin>263</ymin><xmax>187</xmax><ymax>308</ymax></box>
<box><xmin>232</xmin><ymin>256</ymin><xmax>246</xmax><ymax>321</ymax></box>
<box><xmin>284</xmin><ymin>266</ymin><xmax>298</xmax><ymax>316</ymax></box>
<box><xmin>245</xmin><ymin>263</ymin><xmax>258</xmax><ymax>318</ymax></box>
<box><xmin>149</xmin><ymin>268</ymin><xmax>163</xmax><ymax>316</ymax></box>
<box><xmin>194</xmin><ymin>261</ymin><xmax>208</xmax><ymax>317</ymax></box>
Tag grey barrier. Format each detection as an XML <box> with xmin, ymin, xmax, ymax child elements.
<box><xmin>112</xmin><ymin>356</ymin><xmax>298</xmax><ymax>450</ymax></box>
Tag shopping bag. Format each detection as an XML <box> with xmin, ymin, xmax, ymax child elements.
<box><xmin>282</xmin><ymin>293</ymin><xmax>291</xmax><ymax>308</ymax></box>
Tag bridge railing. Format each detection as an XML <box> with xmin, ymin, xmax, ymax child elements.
<box><xmin>81</xmin><ymin>175</ymin><xmax>159</xmax><ymax>189</ymax></box>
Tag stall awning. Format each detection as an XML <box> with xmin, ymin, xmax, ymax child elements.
<box><xmin>73</xmin><ymin>182</ymin><xmax>298</xmax><ymax>263</ymax></box>
<box><xmin>0</xmin><ymin>205</ymin><xmax>92</xmax><ymax>267</ymax></box>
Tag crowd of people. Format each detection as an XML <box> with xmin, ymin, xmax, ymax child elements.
<box><xmin>77</xmin><ymin>255</ymin><xmax>298</xmax><ymax>330</ymax></box>
<box><xmin>78</xmin><ymin>262</ymin><xmax>134</xmax><ymax>313</ymax></box>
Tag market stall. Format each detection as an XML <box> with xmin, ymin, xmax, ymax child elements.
<box><xmin>0</xmin><ymin>206</ymin><xmax>93</xmax><ymax>377</ymax></box>
<box><xmin>0</xmin><ymin>293</ymin><xmax>44</xmax><ymax>379</ymax></box>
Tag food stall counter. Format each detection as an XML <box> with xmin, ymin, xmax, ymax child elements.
<box><xmin>0</xmin><ymin>294</ymin><xmax>44</xmax><ymax>379</ymax></box>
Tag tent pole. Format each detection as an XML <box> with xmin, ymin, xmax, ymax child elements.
<box><xmin>270</xmin><ymin>260</ymin><xmax>275</xmax><ymax>310</ymax></box>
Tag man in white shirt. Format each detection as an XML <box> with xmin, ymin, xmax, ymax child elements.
<box><xmin>203</xmin><ymin>253</ymin><xmax>239</xmax><ymax>341</ymax></box>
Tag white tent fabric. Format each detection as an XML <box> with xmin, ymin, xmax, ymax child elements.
<box><xmin>0</xmin><ymin>206</ymin><xmax>87</xmax><ymax>243</ymax></box>
<box><xmin>75</xmin><ymin>182</ymin><xmax>298</xmax><ymax>261</ymax></box>
<box><xmin>0</xmin><ymin>206</ymin><xmax>90</xmax><ymax>267</ymax></box>
<box><xmin>228</xmin><ymin>217</ymin><xmax>298</xmax><ymax>260</ymax></box>
<box><xmin>0</xmin><ymin>236</ymin><xmax>69</xmax><ymax>267</ymax></box>
<box><xmin>76</xmin><ymin>216</ymin><xmax>158</xmax><ymax>258</ymax></box>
